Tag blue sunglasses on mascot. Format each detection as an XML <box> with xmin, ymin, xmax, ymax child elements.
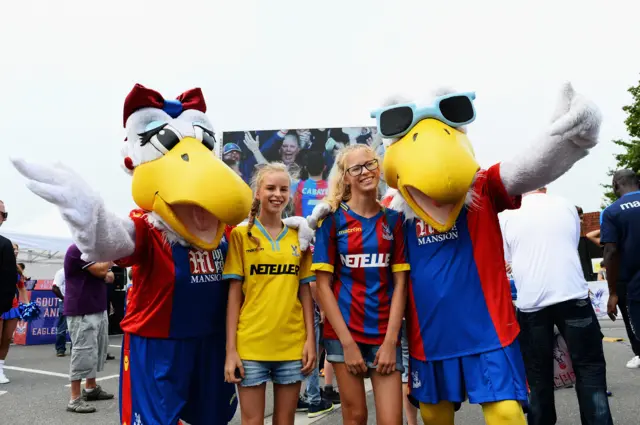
<box><xmin>370</xmin><ymin>92</ymin><xmax>477</xmax><ymax>138</ymax></box>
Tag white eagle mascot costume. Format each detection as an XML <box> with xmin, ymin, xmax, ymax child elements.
<box><xmin>12</xmin><ymin>83</ymin><xmax>313</xmax><ymax>425</ymax></box>
<box><xmin>297</xmin><ymin>82</ymin><xmax>602</xmax><ymax>425</ymax></box>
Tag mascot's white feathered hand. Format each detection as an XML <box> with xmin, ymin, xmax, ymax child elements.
<box><xmin>500</xmin><ymin>82</ymin><xmax>602</xmax><ymax>195</ymax></box>
<box><xmin>282</xmin><ymin>216</ymin><xmax>316</xmax><ymax>252</ymax></box>
<box><xmin>282</xmin><ymin>203</ymin><xmax>333</xmax><ymax>251</ymax></box>
<box><xmin>11</xmin><ymin>158</ymin><xmax>135</xmax><ymax>262</ymax></box>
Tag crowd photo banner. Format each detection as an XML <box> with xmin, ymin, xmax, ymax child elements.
<box><xmin>221</xmin><ymin>127</ymin><xmax>384</xmax><ymax>217</ymax></box>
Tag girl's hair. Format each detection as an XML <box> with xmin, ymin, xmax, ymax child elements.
<box><xmin>323</xmin><ymin>144</ymin><xmax>381</xmax><ymax>212</ymax></box>
<box><xmin>247</xmin><ymin>162</ymin><xmax>292</xmax><ymax>247</ymax></box>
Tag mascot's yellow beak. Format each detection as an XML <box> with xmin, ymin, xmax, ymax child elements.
<box><xmin>383</xmin><ymin>118</ymin><xmax>479</xmax><ymax>232</ymax></box>
<box><xmin>131</xmin><ymin>137</ymin><xmax>252</xmax><ymax>250</ymax></box>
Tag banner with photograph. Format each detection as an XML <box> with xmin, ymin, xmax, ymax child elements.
<box><xmin>221</xmin><ymin>127</ymin><xmax>385</xmax><ymax>217</ymax></box>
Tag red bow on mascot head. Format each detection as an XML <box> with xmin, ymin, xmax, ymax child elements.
<box><xmin>122</xmin><ymin>83</ymin><xmax>207</xmax><ymax>127</ymax></box>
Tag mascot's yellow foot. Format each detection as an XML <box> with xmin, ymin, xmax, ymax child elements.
<box><xmin>482</xmin><ymin>400</ymin><xmax>526</xmax><ymax>425</ymax></box>
<box><xmin>419</xmin><ymin>400</ymin><xmax>525</xmax><ymax>425</ymax></box>
<box><xmin>419</xmin><ymin>401</ymin><xmax>455</xmax><ymax>425</ymax></box>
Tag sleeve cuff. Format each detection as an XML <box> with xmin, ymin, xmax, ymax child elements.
<box><xmin>223</xmin><ymin>274</ymin><xmax>244</xmax><ymax>282</ymax></box>
<box><xmin>81</xmin><ymin>261</ymin><xmax>96</xmax><ymax>270</ymax></box>
<box><xmin>311</xmin><ymin>263</ymin><xmax>334</xmax><ymax>273</ymax></box>
<box><xmin>391</xmin><ymin>263</ymin><xmax>411</xmax><ymax>273</ymax></box>
<box><xmin>300</xmin><ymin>276</ymin><xmax>316</xmax><ymax>285</ymax></box>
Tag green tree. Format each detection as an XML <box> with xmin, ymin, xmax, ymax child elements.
<box><xmin>602</xmin><ymin>76</ymin><xmax>640</xmax><ymax>206</ymax></box>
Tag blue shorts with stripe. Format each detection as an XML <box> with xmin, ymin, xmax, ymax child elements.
<box><xmin>408</xmin><ymin>340</ymin><xmax>528</xmax><ymax>406</ymax></box>
<box><xmin>120</xmin><ymin>333</ymin><xmax>238</xmax><ymax>425</ymax></box>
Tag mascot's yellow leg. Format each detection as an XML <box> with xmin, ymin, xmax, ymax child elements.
<box><xmin>419</xmin><ymin>401</ymin><xmax>455</xmax><ymax>425</ymax></box>
<box><xmin>481</xmin><ymin>400</ymin><xmax>526</xmax><ymax>425</ymax></box>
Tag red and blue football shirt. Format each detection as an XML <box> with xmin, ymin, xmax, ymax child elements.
<box><xmin>293</xmin><ymin>179</ymin><xmax>329</xmax><ymax>217</ymax></box>
<box><xmin>115</xmin><ymin>210</ymin><xmax>229</xmax><ymax>339</ymax></box>
<box><xmin>312</xmin><ymin>203</ymin><xmax>410</xmax><ymax>345</ymax></box>
<box><xmin>405</xmin><ymin>164</ymin><xmax>521</xmax><ymax>361</ymax></box>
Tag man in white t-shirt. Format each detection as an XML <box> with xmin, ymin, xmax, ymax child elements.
<box><xmin>52</xmin><ymin>267</ymin><xmax>69</xmax><ymax>357</ymax></box>
<box><xmin>500</xmin><ymin>188</ymin><xmax>612</xmax><ymax>425</ymax></box>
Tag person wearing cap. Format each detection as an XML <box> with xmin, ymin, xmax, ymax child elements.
<box><xmin>223</xmin><ymin>143</ymin><xmax>243</xmax><ymax>179</ymax></box>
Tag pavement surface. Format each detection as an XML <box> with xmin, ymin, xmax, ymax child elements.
<box><xmin>0</xmin><ymin>321</ymin><xmax>638</xmax><ymax>424</ymax></box>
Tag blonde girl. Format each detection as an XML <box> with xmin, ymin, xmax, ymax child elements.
<box><xmin>223</xmin><ymin>162</ymin><xmax>316</xmax><ymax>425</ymax></box>
<box><xmin>311</xmin><ymin>144</ymin><xmax>410</xmax><ymax>425</ymax></box>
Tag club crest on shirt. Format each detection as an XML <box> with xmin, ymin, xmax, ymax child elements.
<box><xmin>415</xmin><ymin>219</ymin><xmax>459</xmax><ymax>245</ymax></box>
<box><xmin>381</xmin><ymin>223</ymin><xmax>393</xmax><ymax>241</ymax></box>
<box><xmin>133</xmin><ymin>412</ymin><xmax>143</xmax><ymax>425</ymax></box>
<box><xmin>411</xmin><ymin>370</ymin><xmax>422</xmax><ymax>389</ymax></box>
<box><xmin>291</xmin><ymin>244</ymin><xmax>300</xmax><ymax>257</ymax></box>
<box><xmin>188</xmin><ymin>248</ymin><xmax>224</xmax><ymax>283</ymax></box>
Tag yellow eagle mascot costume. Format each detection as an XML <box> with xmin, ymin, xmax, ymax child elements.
<box><xmin>11</xmin><ymin>84</ymin><xmax>312</xmax><ymax>425</ymax></box>
<box><xmin>300</xmin><ymin>82</ymin><xmax>602</xmax><ymax>425</ymax></box>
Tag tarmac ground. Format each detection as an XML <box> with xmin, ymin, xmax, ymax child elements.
<box><xmin>0</xmin><ymin>321</ymin><xmax>638</xmax><ymax>424</ymax></box>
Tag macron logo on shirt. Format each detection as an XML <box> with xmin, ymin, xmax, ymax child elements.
<box><xmin>340</xmin><ymin>253</ymin><xmax>390</xmax><ymax>268</ymax></box>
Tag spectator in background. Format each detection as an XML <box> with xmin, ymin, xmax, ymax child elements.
<box><xmin>400</xmin><ymin>320</ymin><xmax>418</xmax><ymax>425</ymax></box>
<box><xmin>501</xmin><ymin>187</ymin><xmax>612</xmax><ymax>425</ymax></box>
<box><xmin>293</xmin><ymin>150</ymin><xmax>328</xmax><ymax>218</ymax></box>
<box><xmin>222</xmin><ymin>142</ymin><xmax>244</xmax><ymax>179</ymax></box>
<box><xmin>0</xmin><ymin>241</ymin><xmax>28</xmax><ymax>384</ymax></box>
<box><xmin>63</xmin><ymin>244</ymin><xmax>115</xmax><ymax>413</ymax></box>
<box><xmin>602</xmin><ymin>169</ymin><xmax>640</xmax><ymax>368</ymax></box>
<box><xmin>52</xmin><ymin>267</ymin><xmax>69</xmax><ymax>357</ymax></box>
<box><xmin>0</xmin><ymin>200</ymin><xmax>17</xmax><ymax>319</ymax></box>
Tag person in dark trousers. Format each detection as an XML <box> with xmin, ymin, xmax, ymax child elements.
<box><xmin>603</xmin><ymin>170</ymin><xmax>640</xmax><ymax>347</ymax></box>
<box><xmin>52</xmin><ymin>267</ymin><xmax>70</xmax><ymax>356</ymax></box>
<box><xmin>501</xmin><ymin>189</ymin><xmax>613</xmax><ymax>425</ymax></box>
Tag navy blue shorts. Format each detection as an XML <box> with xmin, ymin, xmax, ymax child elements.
<box><xmin>324</xmin><ymin>339</ymin><xmax>404</xmax><ymax>374</ymax></box>
<box><xmin>409</xmin><ymin>340</ymin><xmax>528</xmax><ymax>405</ymax></box>
<box><xmin>120</xmin><ymin>333</ymin><xmax>238</xmax><ymax>425</ymax></box>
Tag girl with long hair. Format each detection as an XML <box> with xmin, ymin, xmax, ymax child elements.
<box><xmin>0</xmin><ymin>243</ymin><xmax>29</xmax><ymax>384</ymax></box>
<box><xmin>312</xmin><ymin>144</ymin><xmax>410</xmax><ymax>425</ymax></box>
<box><xmin>223</xmin><ymin>162</ymin><xmax>317</xmax><ymax>425</ymax></box>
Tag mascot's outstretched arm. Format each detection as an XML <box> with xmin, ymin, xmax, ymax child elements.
<box><xmin>500</xmin><ymin>82</ymin><xmax>602</xmax><ymax>196</ymax></box>
<box><xmin>11</xmin><ymin>158</ymin><xmax>135</xmax><ymax>262</ymax></box>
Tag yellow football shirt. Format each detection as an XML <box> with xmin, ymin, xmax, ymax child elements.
<box><xmin>223</xmin><ymin>220</ymin><xmax>315</xmax><ymax>361</ymax></box>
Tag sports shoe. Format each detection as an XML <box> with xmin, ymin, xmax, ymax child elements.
<box><xmin>322</xmin><ymin>386</ymin><xmax>341</xmax><ymax>404</ymax></box>
<box><xmin>56</xmin><ymin>352</ymin><xmax>66</xmax><ymax>357</ymax></box>
<box><xmin>308</xmin><ymin>398</ymin><xmax>334</xmax><ymax>418</ymax></box>
<box><xmin>82</xmin><ymin>385</ymin><xmax>114</xmax><ymax>401</ymax></box>
<box><xmin>67</xmin><ymin>398</ymin><xmax>96</xmax><ymax>413</ymax></box>
<box><xmin>296</xmin><ymin>396</ymin><xmax>309</xmax><ymax>412</ymax></box>
<box><xmin>0</xmin><ymin>373</ymin><xmax>9</xmax><ymax>384</ymax></box>
<box><xmin>626</xmin><ymin>355</ymin><xmax>640</xmax><ymax>368</ymax></box>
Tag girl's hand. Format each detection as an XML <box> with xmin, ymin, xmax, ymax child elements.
<box><xmin>301</xmin><ymin>338</ymin><xmax>317</xmax><ymax>375</ymax></box>
<box><xmin>343</xmin><ymin>340</ymin><xmax>367</xmax><ymax>375</ymax></box>
<box><xmin>373</xmin><ymin>340</ymin><xmax>397</xmax><ymax>375</ymax></box>
<box><xmin>224</xmin><ymin>350</ymin><xmax>244</xmax><ymax>384</ymax></box>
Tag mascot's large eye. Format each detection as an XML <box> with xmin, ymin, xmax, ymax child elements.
<box><xmin>138</xmin><ymin>123</ymin><xmax>182</xmax><ymax>154</ymax></box>
<box><xmin>194</xmin><ymin>124</ymin><xmax>217</xmax><ymax>151</ymax></box>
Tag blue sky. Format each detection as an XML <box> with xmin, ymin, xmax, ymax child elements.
<box><xmin>1</xmin><ymin>0</ymin><xmax>639</xmax><ymax>237</ymax></box>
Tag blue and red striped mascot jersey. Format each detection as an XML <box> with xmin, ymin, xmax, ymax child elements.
<box><xmin>115</xmin><ymin>210</ymin><xmax>230</xmax><ymax>339</ymax></box>
<box><xmin>312</xmin><ymin>203</ymin><xmax>410</xmax><ymax>345</ymax></box>
<box><xmin>404</xmin><ymin>164</ymin><xmax>521</xmax><ymax>361</ymax></box>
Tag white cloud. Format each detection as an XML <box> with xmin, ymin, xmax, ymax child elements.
<box><xmin>1</xmin><ymin>0</ymin><xmax>639</xmax><ymax>236</ymax></box>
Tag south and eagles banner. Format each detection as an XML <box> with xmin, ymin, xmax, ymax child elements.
<box><xmin>13</xmin><ymin>279</ymin><xmax>68</xmax><ymax>346</ymax></box>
